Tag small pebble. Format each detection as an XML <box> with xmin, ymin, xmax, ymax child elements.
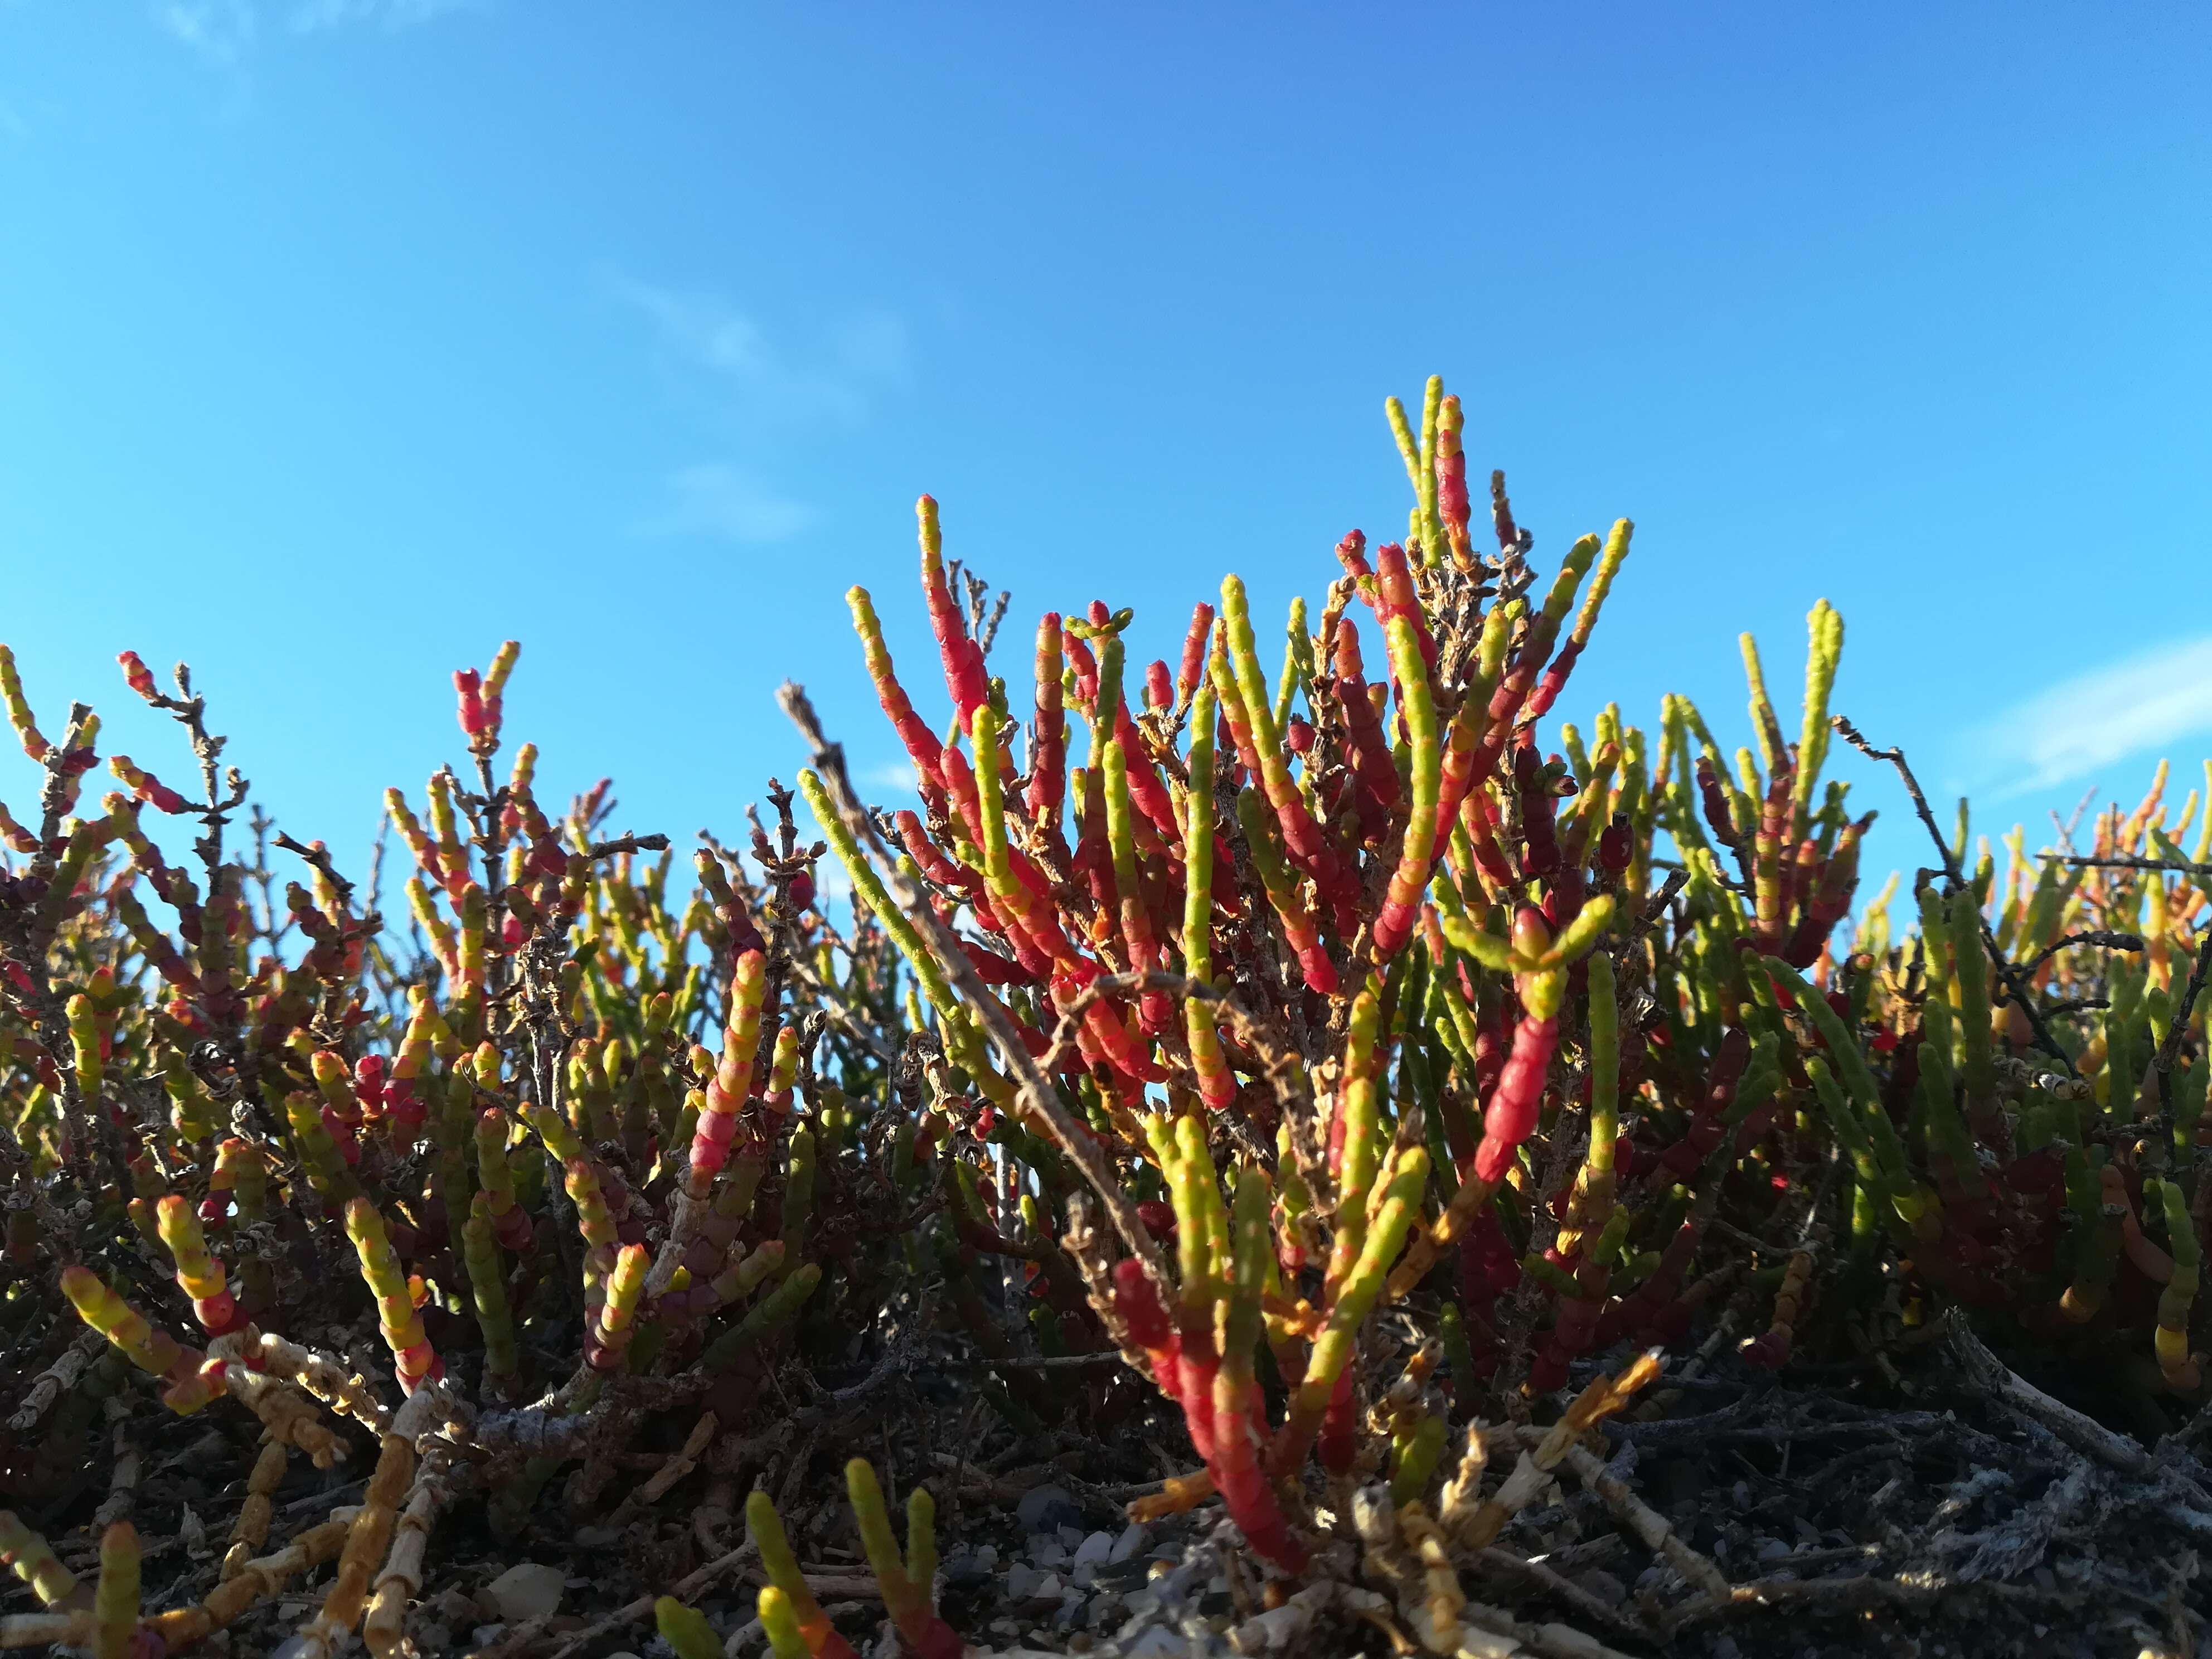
<box><xmin>943</xmin><ymin>1549</ymin><xmax>995</xmax><ymax>1592</ymax></box>
<box><xmin>1123</xmin><ymin>1629</ymin><xmax>1187</xmax><ymax>1659</ymax></box>
<box><xmin>1028</xmin><ymin>1535</ymin><xmax>1070</xmax><ymax>1569</ymax></box>
<box><xmin>1016</xmin><ymin>1484</ymin><xmax>1080</xmax><ymax>1532</ymax></box>
<box><xmin>1108</xmin><ymin>1522</ymin><xmax>1151</xmax><ymax>1564</ymax></box>
<box><xmin>487</xmin><ymin>1561</ymin><xmax>566</xmax><ymax>1623</ymax></box>
<box><xmin>1571</xmin><ymin>1568</ymin><xmax>1628</xmax><ymax>1606</ymax></box>
<box><xmin>1093</xmin><ymin>1557</ymin><xmax>1151</xmax><ymax>1592</ymax></box>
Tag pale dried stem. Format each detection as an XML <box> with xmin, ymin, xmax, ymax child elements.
<box><xmin>222</xmin><ymin>1439</ymin><xmax>291</xmax><ymax>1581</ymax></box>
<box><xmin>224</xmin><ymin>1366</ymin><xmax>350</xmax><ymax>1467</ymax></box>
<box><xmin>6</xmin><ymin>1330</ymin><xmax>100</xmax><ymax>1434</ymax></box>
<box><xmin>1541</xmin><ymin>1435</ymin><xmax>1729</xmax><ymax>1600</ymax></box>
<box><xmin>215</xmin><ymin>1330</ymin><xmax>390</xmax><ymax>1435</ymax></box>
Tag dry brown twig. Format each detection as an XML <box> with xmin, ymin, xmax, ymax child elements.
<box><xmin>1832</xmin><ymin>714</ymin><xmax>2078</xmax><ymax>1076</ymax></box>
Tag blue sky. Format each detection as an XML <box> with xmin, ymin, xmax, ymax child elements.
<box><xmin>0</xmin><ymin>3</ymin><xmax>2206</xmax><ymax>905</ymax></box>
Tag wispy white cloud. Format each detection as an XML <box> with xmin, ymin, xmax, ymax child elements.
<box><xmin>619</xmin><ymin>282</ymin><xmax>909</xmax><ymax>430</ymax></box>
<box><xmin>1974</xmin><ymin>636</ymin><xmax>2212</xmax><ymax>797</ymax></box>
<box><xmin>153</xmin><ymin>0</ymin><xmax>469</xmax><ymax>64</ymax></box>
<box><xmin>153</xmin><ymin>0</ymin><xmax>257</xmax><ymax>65</ymax></box>
<box><xmin>637</xmin><ymin>463</ymin><xmax>813</xmax><ymax>546</ymax></box>
<box><xmin>618</xmin><ymin>281</ymin><xmax>909</xmax><ymax>544</ymax></box>
<box><xmin>289</xmin><ymin>0</ymin><xmax>475</xmax><ymax>30</ymax></box>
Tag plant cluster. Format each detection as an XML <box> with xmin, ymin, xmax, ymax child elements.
<box><xmin>1</xmin><ymin>378</ymin><xmax>2208</xmax><ymax>1658</ymax></box>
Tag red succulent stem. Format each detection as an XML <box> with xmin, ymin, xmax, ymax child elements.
<box><xmin>1210</xmin><ymin>1372</ymin><xmax>1308</xmax><ymax>1570</ymax></box>
<box><xmin>851</xmin><ymin>588</ymin><xmax>948</xmax><ymax>817</ymax></box>
<box><xmin>1315</xmin><ymin>1365</ymin><xmax>1357</xmax><ymax>1477</ymax></box>
<box><xmin>1027</xmin><ymin>613</ymin><xmax>1069</xmax><ymax>854</ymax></box>
<box><xmin>1335</xmin><ymin>528</ymin><xmax>1375</xmax><ymax>593</ymax></box>
<box><xmin>1175</xmin><ymin>602</ymin><xmax>1215</xmax><ymax>710</ymax></box>
<box><xmin>1657</xmin><ymin>1029</ymin><xmax>1752</xmax><ymax>1180</ymax></box>
<box><xmin>1114</xmin><ymin>707</ymin><xmax>1182</xmax><ymax>846</ymax></box>
<box><xmin>1331</xmin><ymin>619</ymin><xmax>1400</xmax><ymax>825</ymax></box>
<box><xmin>1458</xmin><ymin>789</ymin><xmax>1517</xmax><ymax>892</ymax></box>
<box><xmin>917</xmin><ymin>496</ymin><xmax>991</xmax><ymax>727</ymax></box>
<box><xmin>1515</xmin><ymin>744</ymin><xmax>1561</xmax><ymax>879</ymax></box>
<box><xmin>1528</xmin><ymin>1252</ymin><xmax>1611</xmax><ymax>1393</ymax></box>
<box><xmin>1143</xmin><ymin>659</ymin><xmax>1174</xmax><ymax>713</ymax></box>
<box><xmin>1064</xmin><ymin>628</ymin><xmax>1099</xmax><ymax>713</ymax></box>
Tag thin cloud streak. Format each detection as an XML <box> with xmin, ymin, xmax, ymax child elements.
<box><xmin>289</xmin><ymin>0</ymin><xmax>476</xmax><ymax>30</ymax></box>
<box><xmin>617</xmin><ymin>279</ymin><xmax>910</xmax><ymax>545</ymax></box>
<box><xmin>1974</xmin><ymin>636</ymin><xmax>2212</xmax><ymax>797</ymax></box>
<box><xmin>153</xmin><ymin>0</ymin><xmax>256</xmax><ymax>65</ymax></box>
<box><xmin>619</xmin><ymin>281</ymin><xmax>909</xmax><ymax>430</ymax></box>
<box><xmin>637</xmin><ymin>462</ymin><xmax>813</xmax><ymax>545</ymax></box>
<box><xmin>154</xmin><ymin>0</ymin><xmax>469</xmax><ymax>63</ymax></box>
